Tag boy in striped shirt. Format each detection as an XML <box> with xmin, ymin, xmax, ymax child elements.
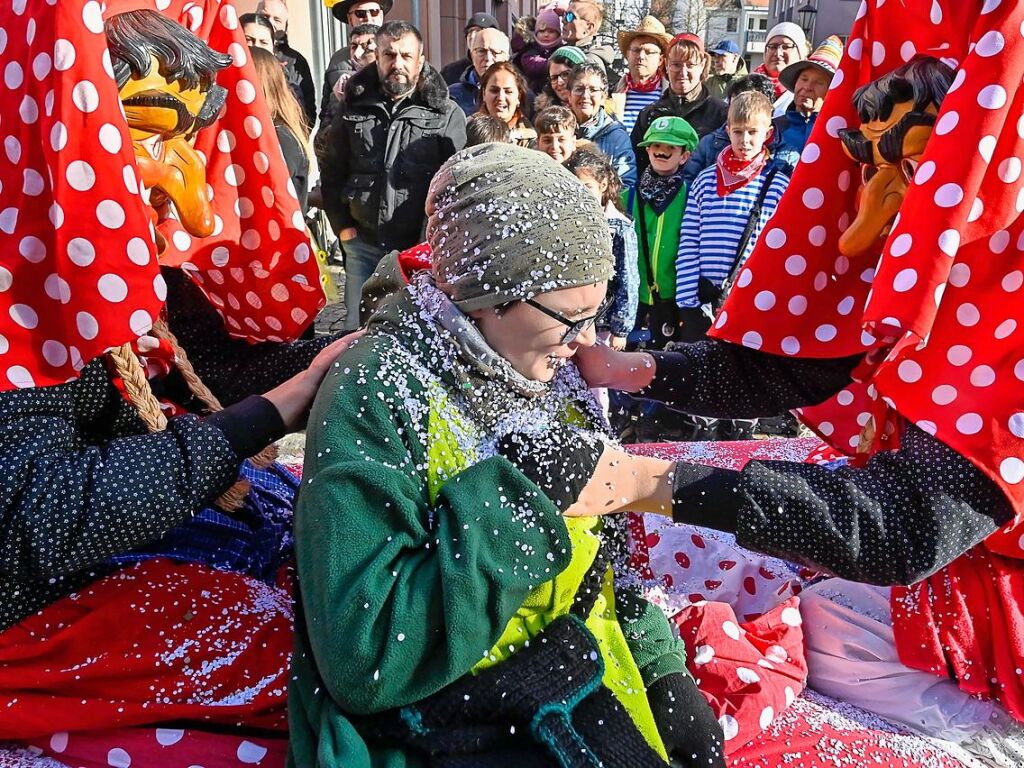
<box><xmin>676</xmin><ymin>91</ymin><xmax>789</xmax><ymax>337</ymax></box>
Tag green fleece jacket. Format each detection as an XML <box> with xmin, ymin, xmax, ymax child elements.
<box><xmin>288</xmin><ymin>287</ymin><xmax>687</xmax><ymax>767</ymax></box>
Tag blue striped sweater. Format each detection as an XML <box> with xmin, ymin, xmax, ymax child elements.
<box><xmin>675</xmin><ymin>163</ymin><xmax>789</xmax><ymax>309</ymax></box>
<box><xmin>621</xmin><ymin>88</ymin><xmax>662</xmax><ymax>135</ymax></box>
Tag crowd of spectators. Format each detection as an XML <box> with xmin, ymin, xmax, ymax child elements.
<box><xmin>242</xmin><ymin>0</ymin><xmax>843</xmax><ymax>425</ymax></box>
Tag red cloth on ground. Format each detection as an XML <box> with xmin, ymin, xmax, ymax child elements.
<box><xmin>709</xmin><ymin>0</ymin><xmax>1024</xmax><ymax>719</ymax></box>
<box><xmin>22</xmin><ymin>728</ymin><xmax>287</xmax><ymax>768</ymax></box>
<box><xmin>0</xmin><ymin>0</ymin><xmax>322</xmax><ymax>391</ymax></box>
<box><xmin>0</xmin><ymin>559</ymin><xmax>292</xmax><ymax>740</ymax></box>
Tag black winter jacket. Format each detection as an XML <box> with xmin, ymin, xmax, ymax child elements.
<box><xmin>631</xmin><ymin>86</ymin><xmax>729</xmax><ymax>176</ymax></box>
<box><xmin>320</xmin><ymin>64</ymin><xmax>467</xmax><ymax>250</ymax></box>
<box><xmin>0</xmin><ymin>269</ymin><xmax>332</xmax><ymax>630</ymax></box>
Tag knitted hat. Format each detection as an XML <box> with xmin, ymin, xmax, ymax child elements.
<box><xmin>637</xmin><ymin>116</ymin><xmax>699</xmax><ymax>150</ymax></box>
<box><xmin>426</xmin><ymin>143</ymin><xmax>613</xmax><ymax>312</ymax></box>
<box><xmin>535</xmin><ymin>9</ymin><xmax>561</xmax><ymax>33</ymax></box>
<box><xmin>780</xmin><ymin>35</ymin><xmax>844</xmax><ymax>91</ymax></box>
<box><xmin>765</xmin><ymin>22</ymin><xmax>807</xmax><ymax>55</ymax></box>
<box><xmin>552</xmin><ymin>45</ymin><xmax>587</xmax><ymax>66</ymax></box>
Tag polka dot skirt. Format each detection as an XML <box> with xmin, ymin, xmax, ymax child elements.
<box><xmin>712</xmin><ymin>0</ymin><xmax>1024</xmax><ymax>552</ymax></box>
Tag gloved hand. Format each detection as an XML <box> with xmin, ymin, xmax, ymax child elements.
<box><xmin>647</xmin><ymin>673</ymin><xmax>725</xmax><ymax>768</ymax></box>
<box><xmin>496</xmin><ymin>421</ymin><xmax>605</xmax><ymax>512</ymax></box>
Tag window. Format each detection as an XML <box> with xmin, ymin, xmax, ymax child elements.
<box><xmin>726</xmin><ymin>16</ymin><xmax>738</xmax><ymax>32</ymax></box>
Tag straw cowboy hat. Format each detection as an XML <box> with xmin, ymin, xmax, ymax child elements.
<box><xmin>617</xmin><ymin>15</ymin><xmax>673</xmax><ymax>57</ymax></box>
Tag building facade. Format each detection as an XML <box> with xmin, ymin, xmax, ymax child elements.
<box><xmin>767</xmin><ymin>0</ymin><xmax>859</xmax><ymax>46</ymax></box>
<box><xmin>704</xmin><ymin>0</ymin><xmax>769</xmax><ymax>69</ymax></box>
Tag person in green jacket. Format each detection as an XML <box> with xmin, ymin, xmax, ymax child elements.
<box><xmin>626</xmin><ymin>116</ymin><xmax>699</xmax><ymax>350</ymax></box>
<box><xmin>289</xmin><ymin>143</ymin><xmax>724</xmax><ymax>768</ymax></box>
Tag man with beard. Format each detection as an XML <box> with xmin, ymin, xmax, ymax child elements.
<box><xmin>321</xmin><ymin>20</ymin><xmax>466</xmax><ymax>330</ymax></box>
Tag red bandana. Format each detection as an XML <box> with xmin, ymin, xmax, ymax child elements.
<box><xmin>754</xmin><ymin>63</ymin><xmax>786</xmax><ymax>100</ymax></box>
<box><xmin>713</xmin><ymin>0</ymin><xmax>1024</xmax><ymax>717</ymax></box>
<box><xmin>715</xmin><ymin>147</ymin><xmax>769</xmax><ymax>196</ymax></box>
<box><xmin>0</xmin><ymin>0</ymin><xmax>323</xmax><ymax>391</ymax></box>
<box><xmin>625</xmin><ymin>71</ymin><xmax>663</xmax><ymax>93</ymax></box>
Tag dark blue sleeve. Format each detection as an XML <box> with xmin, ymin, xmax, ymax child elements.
<box><xmin>682</xmin><ymin>133</ymin><xmax>715</xmax><ymax>187</ymax></box>
<box><xmin>607</xmin><ymin>220</ymin><xmax>640</xmax><ymax>337</ymax></box>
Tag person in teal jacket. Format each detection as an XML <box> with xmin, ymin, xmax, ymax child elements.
<box><xmin>289</xmin><ymin>143</ymin><xmax>723</xmax><ymax>767</ymax></box>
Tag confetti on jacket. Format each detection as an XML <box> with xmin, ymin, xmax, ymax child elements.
<box><xmin>0</xmin><ymin>0</ymin><xmax>323</xmax><ymax>391</ymax></box>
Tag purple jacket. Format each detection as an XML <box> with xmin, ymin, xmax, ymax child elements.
<box><xmin>514</xmin><ymin>40</ymin><xmax>561</xmax><ymax>95</ymax></box>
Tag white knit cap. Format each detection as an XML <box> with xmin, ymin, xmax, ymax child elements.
<box><xmin>766</xmin><ymin>22</ymin><xmax>808</xmax><ymax>55</ymax></box>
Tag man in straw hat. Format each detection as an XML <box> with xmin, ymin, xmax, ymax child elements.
<box><xmin>777</xmin><ymin>35</ymin><xmax>844</xmax><ymax>153</ymax></box>
<box><xmin>612</xmin><ymin>15</ymin><xmax>673</xmax><ymax>134</ymax></box>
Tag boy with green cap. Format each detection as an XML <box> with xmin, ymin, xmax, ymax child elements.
<box><xmin>626</xmin><ymin>115</ymin><xmax>699</xmax><ymax>349</ymax></box>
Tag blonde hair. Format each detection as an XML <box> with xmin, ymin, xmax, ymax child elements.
<box><xmin>668</xmin><ymin>39</ymin><xmax>710</xmax><ymax>80</ymax></box>
<box><xmin>249</xmin><ymin>45</ymin><xmax>311</xmax><ymax>159</ymax></box>
<box><xmin>728</xmin><ymin>90</ymin><xmax>773</xmax><ymax>126</ymax></box>
<box><xmin>569</xmin><ymin>0</ymin><xmax>604</xmax><ymax>25</ymax></box>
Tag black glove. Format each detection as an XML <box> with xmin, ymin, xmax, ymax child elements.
<box><xmin>647</xmin><ymin>673</ymin><xmax>725</xmax><ymax>768</ymax></box>
<box><xmin>496</xmin><ymin>422</ymin><xmax>605</xmax><ymax>512</ymax></box>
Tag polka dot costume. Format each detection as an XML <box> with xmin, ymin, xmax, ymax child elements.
<box><xmin>711</xmin><ymin>0</ymin><xmax>1024</xmax><ymax>548</ymax></box>
<box><xmin>0</xmin><ymin>0</ymin><xmax>323</xmax><ymax>391</ymax></box>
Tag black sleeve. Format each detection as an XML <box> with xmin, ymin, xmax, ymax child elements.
<box><xmin>320</xmin><ymin>107</ymin><xmax>354</xmax><ymax>233</ymax></box>
<box><xmin>162</xmin><ymin>267</ymin><xmax>334</xmax><ymax>406</ymax></box>
<box><xmin>0</xmin><ymin>404</ymin><xmax>239</xmax><ymax>579</ymax></box>
<box><xmin>637</xmin><ymin>339</ymin><xmax>860</xmax><ymax>419</ymax></box>
<box><xmin>276</xmin><ymin>124</ymin><xmax>309</xmax><ymax>213</ymax></box>
<box><xmin>297</xmin><ymin>53</ymin><xmax>317</xmax><ymax>128</ymax></box>
<box><xmin>671</xmin><ymin>424</ymin><xmax>1013</xmax><ymax>586</ymax></box>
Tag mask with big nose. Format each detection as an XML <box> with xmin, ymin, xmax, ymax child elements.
<box><xmin>106</xmin><ymin>10</ymin><xmax>231</xmax><ymax>256</ymax></box>
<box><xmin>836</xmin><ymin>58</ymin><xmax>954</xmax><ymax>259</ymax></box>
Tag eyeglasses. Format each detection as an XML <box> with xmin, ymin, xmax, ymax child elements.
<box><xmin>524</xmin><ymin>297</ymin><xmax>611</xmax><ymax>345</ymax></box>
<box><xmin>765</xmin><ymin>42</ymin><xmax>798</xmax><ymax>52</ymax></box>
<box><xmin>351</xmin><ymin>7</ymin><xmax>383</xmax><ymax>19</ymax></box>
<box><xmin>571</xmin><ymin>86</ymin><xmax>605</xmax><ymax>97</ymax></box>
<box><xmin>629</xmin><ymin>46</ymin><xmax>662</xmax><ymax>58</ymax></box>
<box><xmin>472</xmin><ymin>47</ymin><xmax>507</xmax><ymax>58</ymax></box>
<box><xmin>350</xmin><ymin>40</ymin><xmax>377</xmax><ymax>52</ymax></box>
<box><xmin>549</xmin><ymin>71</ymin><xmax>571</xmax><ymax>83</ymax></box>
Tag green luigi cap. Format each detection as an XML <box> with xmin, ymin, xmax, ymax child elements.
<box><xmin>638</xmin><ymin>116</ymin><xmax>699</xmax><ymax>150</ymax></box>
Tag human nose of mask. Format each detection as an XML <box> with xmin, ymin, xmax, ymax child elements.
<box><xmin>572</xmin><ymin>322</ymin><xmax>599</xmax><ymax>349</ymax></box>
<box><xmin>839</xmin><ymin>165</ymin><xmax>906</xmax><ymax>258</ymax></box>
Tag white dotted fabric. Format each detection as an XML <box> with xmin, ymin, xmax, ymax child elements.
<box><xmin>711</xmin><ymin>0</ymin><xmax>1024</xmax><ymax>548</ymax></box>
<box><xmin>0</xmin><ymin>0</ymin><xmax>323</xmax><ymax>392</ymax></box>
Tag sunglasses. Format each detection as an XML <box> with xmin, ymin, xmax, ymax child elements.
<box><xmin>351</xmin><ymin>7</ymin><xmax>382</xmax><ymax>19</ymax></box>
<box><xmin>524</xmin><ymin>296</ymin><xmax>611</xmax><ymax>344</ymax></box>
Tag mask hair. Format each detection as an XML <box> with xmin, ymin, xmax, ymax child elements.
<box><xmin>851</xmin><ymin>56</ymin><xmax>955</xmax><ymax>124</ymax></box>
<box><xmin>105</xmin><ymin>9</ymin><xmax>232</xmax><ymax>91</ymax></box>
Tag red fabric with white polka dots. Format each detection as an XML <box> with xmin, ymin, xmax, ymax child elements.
<box><xmin>711</xmin><ymin>0</ymin><xmax>1024</xmax><ymax>532</ymax></box>
<box><xmin>0</xmin><ymin>0</ymin><xmax>322</xmax><ymax>391</ymax></box>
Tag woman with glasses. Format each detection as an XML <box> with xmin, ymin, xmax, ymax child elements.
<box><xmin>755</xmin><ymin>22</ymin><xmax>808</xmax><ymax>116</ymax></box>
<box><xmin>534</xmin><ymin>44</ymin><xmax>585</xmax><ymax>111</ymax></box>
<box><xmin>568</xmin><ymin>64</ymin><xmax>637</xmax><ymax>187</ymax></box>
<box><xmin>476</xmin><ymin>62</ymin><xmax>537</xmax><ymax>146</ymax></box>
<box><xmin>290</xmin><ymin>143</ymin><xmax>724</xmax><ymax>768</ymax></box>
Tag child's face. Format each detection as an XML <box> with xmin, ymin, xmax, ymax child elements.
<box><xmin>535</xmin><ymin>24</ymin><xmax>561</xmax><ymax>46</ymax></box>
<box><xmin>574</xmin><ymin>170</ymin><xmax>606</xmax><ymax>203</ymax></box>
<box><xmin>645</xmin><ymin>143</ymin><xmax>688</xmax><ymax>176</ymax></box>
<box><xmin>728</xmin><ymin>115</ymin><xmax>772</xmax><ymax>161</ymax></box>
<box><xmin>537</xmin><ymin>129</ymin><xmax>577</xmax><ymax>163</ymax></box>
